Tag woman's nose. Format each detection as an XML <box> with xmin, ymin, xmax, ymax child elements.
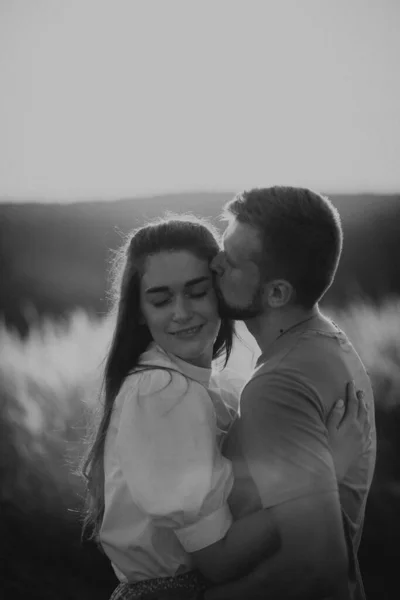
<box><xmin>173</xmin><ymin>296</ymin><xmax>193</xmax><ymax>321</ymax></box>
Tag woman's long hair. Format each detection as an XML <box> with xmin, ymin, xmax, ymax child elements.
<box><xmin>79</xmin><ymin>214</ymin><xmax>234</xmax><ymax>543</ymax></box>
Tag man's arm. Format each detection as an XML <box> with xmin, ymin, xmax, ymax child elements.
<box><xmin>208</xmin><ymin>371</ymin><xmax>350</xmax><ymax>599</ymax></box>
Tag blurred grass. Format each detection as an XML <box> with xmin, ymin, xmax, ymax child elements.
<box><xmin>1</xmin><ymin>300</ymin><xmax>400</xmax><ymax>599</ymax></box>
<box><xmin>0</xmin><ymin>311</ymin><xmax>116</xmax><ymax>600</ymax></box>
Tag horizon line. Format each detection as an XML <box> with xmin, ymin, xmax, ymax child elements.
<box><xmin>1</xmin><ymin>186</ymin><xmax>399</xmax><ymax>205</ymax></box>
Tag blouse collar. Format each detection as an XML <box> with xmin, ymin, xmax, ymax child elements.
<box><xmin>140</xmin><ymin>342</ymin><xmax>212</xmax><ymax>386</ymax></box>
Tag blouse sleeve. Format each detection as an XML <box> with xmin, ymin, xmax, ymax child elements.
<box><xmin>115</xmin><ymin>368</ymin><xmax>234</xmax><ymax>552</ymax></box>
<box><xmin>211</xmin><ymin>367</ymin><xmax>246</xmax><ymax>416</ymax></box>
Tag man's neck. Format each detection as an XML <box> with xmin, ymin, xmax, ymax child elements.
<box><xmin>244</xmin><ymin>304</ymin><xmax>321</xmax><ymax>355</ymax></box>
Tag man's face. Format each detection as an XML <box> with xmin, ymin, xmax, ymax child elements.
<box><xmin>211</xmin><ymin>220</ymin><xmax>265</xmax><ymax>320</ymax></box>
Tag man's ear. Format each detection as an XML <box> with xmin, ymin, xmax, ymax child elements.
<box><xmin>264</xmin><ymin>279</ymin><xmax>294</xmax><ymax>308</ymax></box>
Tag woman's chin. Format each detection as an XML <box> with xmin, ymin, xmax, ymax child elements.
<box><xmin>156</xmin><ymin>327</ymin><xmax>218</xmax><ymax>367</ymax></box>
<box><xmin>173</xmin><ymin>342</ymin><xmax>212</xmax><ymax>368</ymax></box>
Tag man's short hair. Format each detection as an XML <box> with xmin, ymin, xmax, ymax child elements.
<box><xmin>223</xmin><ymin>186</ymin><xmax>343</xmax><ymax>309</ymax></box>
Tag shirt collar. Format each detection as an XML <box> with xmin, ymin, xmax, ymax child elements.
<box><xmin>140</xmin><ymin>342</ymin><xmax>212</xmax><ymax>385</ymax></box>
<box><xmin>255</xmin><ymin>314</ymin><xmax>337</xmax><ymax>368</ymax></box>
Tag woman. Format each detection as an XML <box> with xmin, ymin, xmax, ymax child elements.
<box><xmin>81</xmin><ymin>215</ymin><xmax>366</xmax><ymax>600</ymax></box>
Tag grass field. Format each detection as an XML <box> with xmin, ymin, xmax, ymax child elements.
<box><xmin>1</xmin><ymin>300</ymin><xmax>400</xmax><ymax>599</ymax></box>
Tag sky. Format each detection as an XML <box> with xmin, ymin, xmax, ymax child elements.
<box><xmin>0</xmin><ymin>0</ymin><xmax>399</xmax><ymax>202</ymax></box>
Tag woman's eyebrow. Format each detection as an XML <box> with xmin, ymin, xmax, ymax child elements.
<box><xmin>185</xmin><ymin>276</ymin><xmax>210</xmax><ymax>288</ymax></box>
<box><xmin>145</xmin><ymin>285</ymin><xmax>171</xmax><ymax>295</ymax></box>
<box><xmin>145</xmin><ymin>276</ymin><xmax>210</xmax><ymax>295</ymax></box>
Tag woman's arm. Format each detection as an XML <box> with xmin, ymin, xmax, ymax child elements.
<box><xmin>191</xmin><ymin>386</ymin><xmax>367</xmax><ymax>586</ymax></box>
<box><xmin>190</xmin><ymin>507</ymin><xmax>281</xmax><ymax>584</ymax></box>
<box><xmin>199</xmin><ymin>381</ymin><xmax>365</xmax><ymax>596</ymax></box>
<box><xmin>117</xmin><ymin>370</ymin><xmax>280</xmax><ymax>585</ymax></box>
<box><xmin>326</xmin><ymin>382</ymin><xmax>370</xmax><ymax>480</ymax></box>
<box><xmin>202</xmin><ymin>491</ymin><xmax>349</xmax><ymax>599</ymax></box>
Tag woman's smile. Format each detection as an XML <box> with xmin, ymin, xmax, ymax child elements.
<box><xmin>169</xmin><ymin>324</ymin><xmax>204</xmax><ymax>338</ymax></box>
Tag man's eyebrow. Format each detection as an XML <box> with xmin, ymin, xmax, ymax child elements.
<box><xmin>145</xmin><ymin>276</ymin><xmax>210</xmax><ymax>295</ymax></box>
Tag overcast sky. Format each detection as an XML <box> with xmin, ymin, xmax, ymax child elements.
<box><xmin>1</xmin><ymin>0</ymin><xmax>399</xmax><ymax>202</ymax></box>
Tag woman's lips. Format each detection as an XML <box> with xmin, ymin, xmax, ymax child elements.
<box><xmin>170</xmin><ymin>325</ymin><xmax>204</xmax><ymax>338</ymax></box>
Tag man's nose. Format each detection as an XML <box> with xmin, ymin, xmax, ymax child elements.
<box><xmin>210</xmin><ymin>254</ymin><xmax>224</xmax><ymax>276</ymax></box>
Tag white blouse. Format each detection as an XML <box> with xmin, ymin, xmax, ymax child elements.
<box><xmin>100</xmin><ymin>343</ymin><xmax>244</xmax><ymax>583</ymax></box>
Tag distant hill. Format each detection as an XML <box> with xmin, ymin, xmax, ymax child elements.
<box><xmin>1</xmin><ymin>192</ymin><xmax>399</xmax><ymax>333</ymax></box>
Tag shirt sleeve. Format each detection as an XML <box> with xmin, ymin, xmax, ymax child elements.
<box><xmin>115</xmin><ymin>369</ymin><xmax>234</xmax><ymax>552</ymax></box>
<box><xmin>231</xmin><ymin>368</ymin><xmax>338</xmax><ymax>509</ymax></box>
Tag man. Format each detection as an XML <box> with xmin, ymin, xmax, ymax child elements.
<box><xmin>206</xmin><ymin>186</ymin><xmax>376</xmax><ymax>599</ymax></box>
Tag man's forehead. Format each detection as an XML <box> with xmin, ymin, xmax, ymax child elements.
<box><xmin>223</xmin><ymin>220</ymin><xmax>262</xmax><ymax>258</ymax></box>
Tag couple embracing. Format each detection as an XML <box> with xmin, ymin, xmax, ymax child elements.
<box><xmin>81</xmin><ymin>186</ymin><xmax>376</xmax><ymax>599</ymax></box>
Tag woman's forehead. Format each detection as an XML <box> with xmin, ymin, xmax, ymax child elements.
<box><xmin>142</xmin><ymin>250</ymin><xmax>210</xmax><ymax>289</ymax></box>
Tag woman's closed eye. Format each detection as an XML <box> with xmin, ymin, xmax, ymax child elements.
<box><xmin>189</xmin><ymin>283</ymin><xmax>211</xmax><ymax>299</ymax></box>
<box><xmin>151</xmin><ymin>294</ymin><xmax>171</xmax><ymax>307</ymax></box>
<box><xmin>151</xmin><ymin>288</ymin><xmax>209</xmax><ymax>307</ymax></box>
<box><xmin>190</xmin><ymin>290</ymin><xmax>208</xmax><ymax>299</ymax></box>
<box><xmin>151</xmin><ymin>281</ymin><xmax>212</xmax><ymax>308</ymax></box>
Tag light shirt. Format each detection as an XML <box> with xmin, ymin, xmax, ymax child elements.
<box><xmin>224</xmin><ymin>314</ymin><xmax>376</xmax><ymax>600</ymax></box>
<box><xmin>100</xmin><ymin>342</ymin><xmax>244</xmax><ymax>583</ymax></box>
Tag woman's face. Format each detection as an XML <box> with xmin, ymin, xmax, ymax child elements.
<box><xmin>140</xmin><ymin>250</ymin><xmax>221</xmax><ymax>368</ymax></box>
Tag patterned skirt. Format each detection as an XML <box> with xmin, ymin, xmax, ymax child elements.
<box><xmin>109</xmin><ymin>570</ymin><xmax>208</xmax><ymax>600</ymax></box>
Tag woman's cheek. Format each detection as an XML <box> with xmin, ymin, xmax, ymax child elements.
<box><xmin>205</xmin><ymin>299</ymin><xmax>221</xmax><ymax>325</ymax></box>
<box><xmin>145</xmin><ymin>306</ymin><xmax>168</xmax><ymax>331</ymax></box>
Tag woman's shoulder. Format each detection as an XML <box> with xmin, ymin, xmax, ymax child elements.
<box><xmin>212</xmin><ymin>366</ymin><xmax>247</xmax><ymax>393</ymax></box>
<box><xmin>122</xmin><ymin>365</ymin><xmax>188</xmax><ymax>402</ymax></box>
<box><xmin>211</xmin><ymin>367</ymin><xmax>247</xmax><ymax>413</ymax></box>
<box><xmin>117</xmin><ymin>344</ymin><xmax>200</xmax><ymax>412</ymax></box>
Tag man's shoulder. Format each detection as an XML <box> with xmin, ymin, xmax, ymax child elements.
<box><xmin>243</xmin><ymin>324</ymin><xmax>372</xmax><ymax>419</ymax></box>
<box><xmin>252</xmin><ymin>324</ymin><xmax>364</xmax><ymax>381</ymax></box>
<box><xmin>249</xmin><ymin>331</ymin><xmax>321</xmax><ymax>382</ymax></box>
<box><xmin>242</xmin><ymin>345</ymin><xmax>315</xmax><ymax>406</ymax></box>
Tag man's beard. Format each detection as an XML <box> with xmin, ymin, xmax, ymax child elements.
<box><xmin>216</xmin><ymin>283</ymin><xmax>264</xmax><ymax>321</ymax></box>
